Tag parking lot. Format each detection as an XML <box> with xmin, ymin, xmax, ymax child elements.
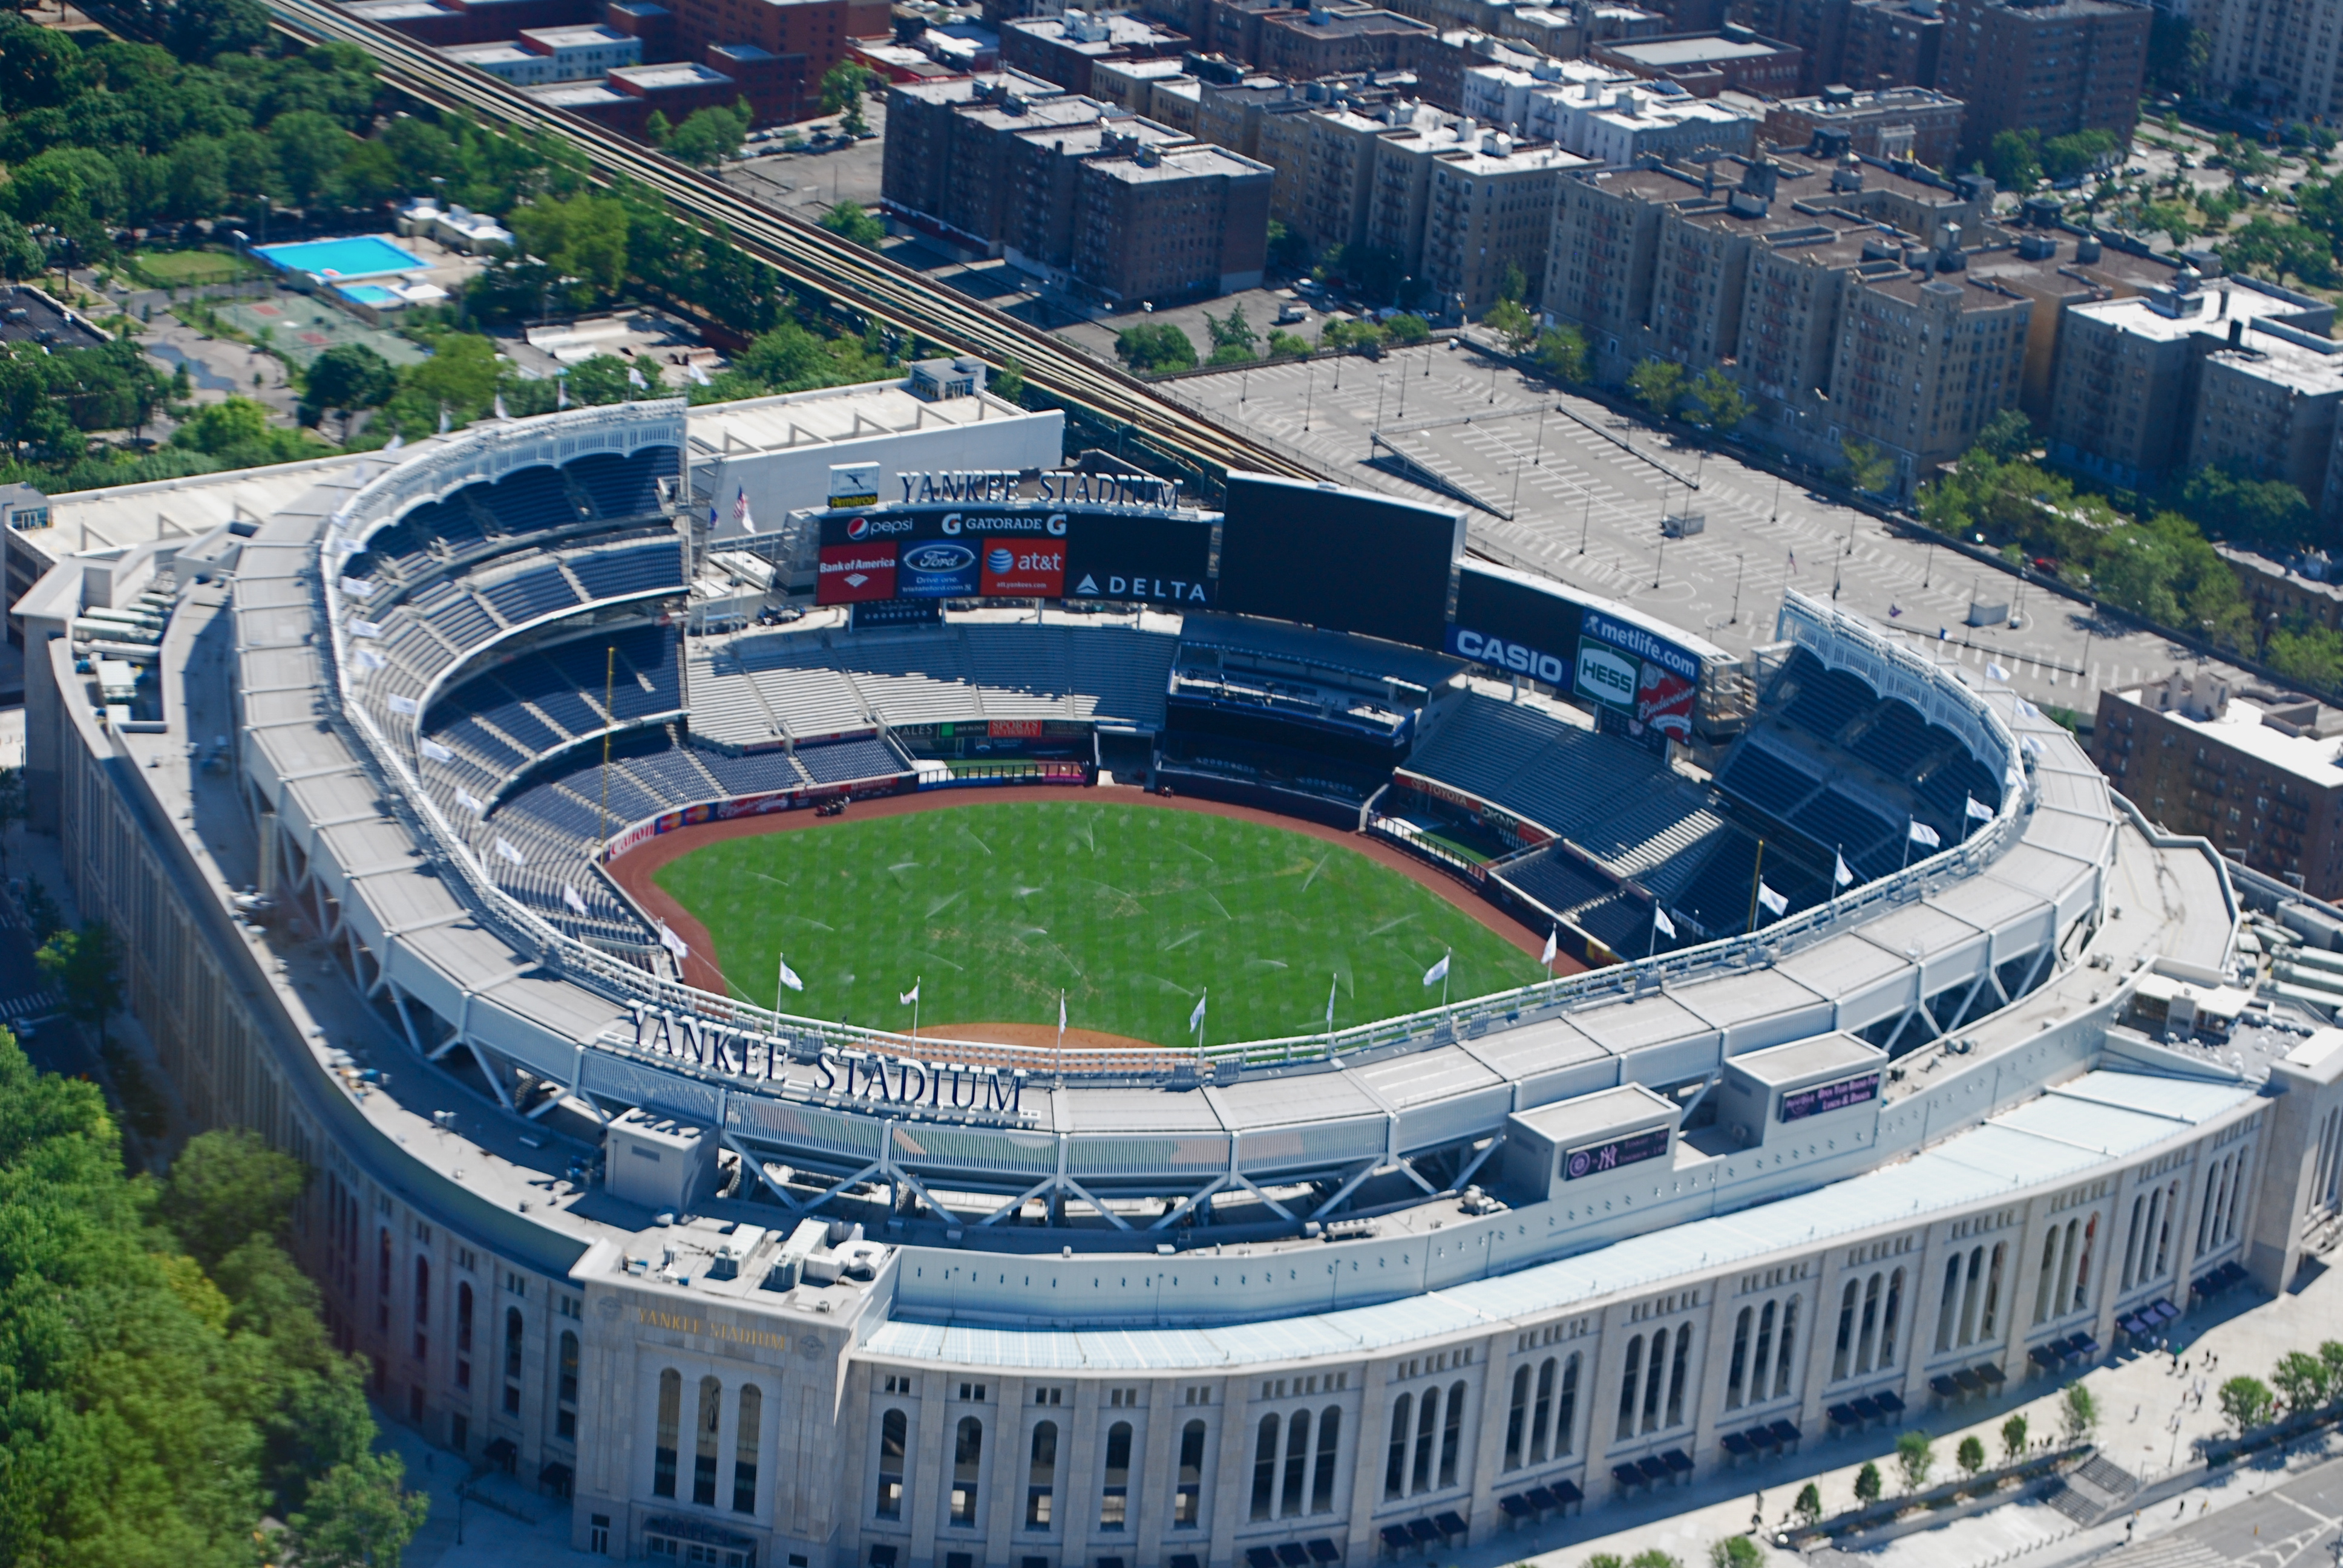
<box><xmin>1167</xmin><ymin>342</ymin><xmax>2256</xmax><ymax>717</ymax></box>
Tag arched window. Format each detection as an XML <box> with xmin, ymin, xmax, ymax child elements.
<box><xmin>1640</xmin><ymin>1336</ymin><xmax>1664</xmax><ymax>1434</ymax></box>
<box><xmin>2033</xmin><ymin>1226</ymin><xmax>2061</xmax><ymax>1325</ymax></box>
<box><xmin>1772</xmin><ymin>1299</ymin><xmax>1798</xmax><ymax>1399</ymax></box>
<box><xmin>2120</xmin><ymin>1195</ymin><xmax>2146</xmax><ymax>1290</ymax></box>
<box><xmin>1935</xmin><ymin>1256</ymin><xmax>1962</xmax><ymax>1353</ymax></box>
<box><xmin>1879</xmin><ymin>1269</ymin><xmax>1904</xmax><ymax>1369</ymax></box>
<box><xmin>1411</xmin><ymin>1384</ymin><xmax>1439</xmax><ymax>1494</ymax></box>
<box><xmin>1663</xmin><ymin>1326</ymin><xmax>1691</xmax><ymax>1428</ymax></box>
<box><xmin>1751</xmin><ymin>1303</ymin><xmax>1776</xmax><ymax>1401</ymax></box>
<box><xmin>876</xmin><ymin>1408</ymin><xmax>906</xmax><ymax>1519</ymax></box>
<box><xmin>503</xmin><ymin>1307</ymin><xmax>523</xmax><ymax>1416</ymax></box>
<box><xmin>2223</xmin><ymin>1154</ymin><xmax>2249</xmax><ymax>1243</ymax></box>
<box><xmin>1505</xmin><ymin>1366</ymin><xmax>1530</xmax><ymax>1470</ymax></box>
<box><xmin>378</xmin><ymin>1228</ymin><xmax>391</xmax><ymax>1296</ymax></box>
<box><xmin>2070</xmin><ymin>1216</ymin><xmax>2097</xmax><ymax>1314</ymax></box>
<box><xmin>1101</xmin><ymin>1420</ymin><xmax>1133</xmax><ymax>1529</ymax></box>
<box><xmin>693</xmin><ymin>1376</ymin><xmax>723</xmax><ymax>1506</ymax></box>
<box><xmin>1175</xmin><ymin>1419</ymin><xmax>1205</xmax><ymax>1527</ymax></box>
<box><xmin>1833</xmin><ymin>1280</ymin><xmax>1859</xmax><ymax>1380</ymax></box>
<box><xmin>1958</xmin><ymin>1247</ymin><xmax>1985</xmax><ymax>1347</ymax></box>
<box><xmin>1281</xmin><ymin>1409</ymin><xmax>1310</xmax><ymax>1517</ymax></box>
<box><xmin>732</xmin><ymin>1383</ymin><xmax>761</xmax><ymax>1514</ymax></box>
<box><xmin>1311</xmin><ymin>1406</ymin><xmax>1340</xmax><ymax>1514</ymax></box>
<box><xmin>1554</xmin><ymin>1354</ymin><xmax>1579</xmax><ymax>1456</ymax></box>
<box><xmin>2154</xmin><ymin>1181</ymin><xmax>2178</xmax><ymax>1277</ymax></box>
<box><xmin>1855</xmin><ymin>1272</ymin><xmax>1883</xmax><ymax>1374</ymax></box>
<box><xmin>951</xmin><ymin>1416</ymin><xmax>983</xmax><ymax>1525</ymax></box>
<box><xmin>1256</xmin><ymin>1413</ymin><xmax>1282</xmax><ymax>1518</ymax></box>
<box><xmin>557</xmin><ymin>1330</ymin><xmax>580</xmax><ymax>1440</ymax></box>
<box><xmin>1438</xmin><ymin>1381</ymin><xmax>1465</xmax><ymax>1487</ymax></box>
<box><xmin>1532</xmin><ymin>1357</ymin><xmax>1557</xmax><ymax>1463</ymax></box>
<box><xmin>2198</xmin><ymin>1159</ymin><xmax>2223</xmax><ymax>1253</ymax></box>
<box><xmin>413</xmin><ymin>1256</ymin><xmax>430</xmax><ymax>1361</ymax></box>
<box><xmin>1383</xmin><ymin>1396</ymin><xmax>1410</xmax><ymax>1500</ymax></box>
<box><xmin>1027</xmin><ymin>1420</ymin><xmax>1058</xmax><ymax>1528</ymax></box>
<box><xmin>654</xmin><ymin>1368</ymin><xmax>681</xmax><ymax>1498</ymax></box>
<box><xmin>456</xmin><ymin>1282</ymin><xmax>474</xmax><ymax>1353</ymax></box>
<box><xmin>1617</xmin><ymin>1335</ymin><xmax>1644</xmax><ymax>1439</ymax></box>
<box><xmin>1726</xmin><ymin>1307</ymin><xmax>1752</xmax><ymax>1410</ymax></box>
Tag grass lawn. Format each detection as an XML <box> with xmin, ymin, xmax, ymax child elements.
<box><xmin>652</xmin><ymin>800</ymin><xmax>1545</xmax><ymax>1046</ymax></box>
<box><xmin>126</xmin><ymin>249</ymin><xmax>266</xmax><ymax>287</ymax></box>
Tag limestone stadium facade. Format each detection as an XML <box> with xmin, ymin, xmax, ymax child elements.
<box><xmin>21</xmin><ymin>381</ymin><xmax>2343</xmax><ymax>1568</ymax></box>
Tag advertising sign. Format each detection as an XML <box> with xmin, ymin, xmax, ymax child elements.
<box><xmin>1778</xmin><ymin>1071</ymin><xmax>1881</xmax><ymax>1123</ymax></box>
<box><xmin>818</xmin><ymin>503</ymin><xmax>1211</xmax><ymax>608</ymax></box>
<box><xmin>1575</xmin><ymin>639</ymin><xmax>1641</xmax><ymax>712</ymax></box>
<box><xmin>1561</xmin><ymin>1125</ymin><xmax>1671</xmax><ymax>1181</ymax></box>
<box><xmin>818</xmin><ymin>544</ymin><xmax>896</xmax><ymax>603</ymax></box>
<box><xmin>1218</xmin><ymin>474</ymin><xmax>1463</xmax><ymax>650</ymax></box>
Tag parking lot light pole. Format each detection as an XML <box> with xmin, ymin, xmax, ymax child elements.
<box><xmin>1731</xmin><ymin>554</ymin><xmax>1745</xmax><ymax>624</ymax></box>
<box><xmin>1580</xmin><ymin>489</ymin><xmax>1593</xmax><ymax>554</ymax></box>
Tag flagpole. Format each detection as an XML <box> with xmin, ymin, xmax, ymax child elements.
<box><xmin>1745</xmin><ymin>838</ymin><xmax>1767</xmax><ymax>933</ymax></box>
<box><xmin>1903</xmin><ymin>822</ymin><xmax>1913</xmax><ymax>871</ymax></box>
<box><xmin>913</xmin><ymin>977</ymin><xmax>920</xmax><ymax>1044</ymax></box>
<box><xmin>598</xmin><ymin>645</ymin><xmax>615</xmax><ymax>852</ymax></box>
<box><xmin>778</xmin><ymin>951</ymin><xmax>786</xmax><ymax>1014</ymax></box>
<box><xmin>1441</xmin><ymin>947</ymin><xmax>1450</xmax><ymax>1011</ymax></box>
<box><xmin>1056</xmin><ymin>988</ymin><xmax>1066</xmax><ymax>1087</ymax></box>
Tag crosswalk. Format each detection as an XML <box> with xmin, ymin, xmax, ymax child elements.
<box><xmin>0</xmin><ymin>990</ymin><xmax>59</xmax><ymax>1022</ymax></box>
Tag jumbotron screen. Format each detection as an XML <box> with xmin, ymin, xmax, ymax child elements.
<box><xmin>1214</xmin><ymin>473</ymin><xmax>1464</xmax><ymax>650</ymax></box>
<box><xmin>816</xmin><ymin>505</ymin><xmax>1216</xmax><ymax>608</ymax></box>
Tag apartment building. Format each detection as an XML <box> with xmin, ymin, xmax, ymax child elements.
<box><xmin>1073</xmin><ymin>142</ymin><xmax>1275</xmax><ymax>301</ymax></box>
<box><xmin>1593</xmin><ymin>22</ymin><xmax>1806</xmax><ymax>93</ymax></box>
<box><xmin>1760</xmin><ymin>85</ymin><xmax>1962</xmax><ymax>168</ymax></box>
<box><xmin>1524</xmin><ymin>77</ymin><xmax>1758</xmax><ymax>161</ymax></box>
<box><xmin>2201</xmin><ymin>0</ymin><xmax>2343</xmax><ymax>120</ymax></box>
<box><xmin>443</xmin><ymin>22</ymin><xmax>642</xmax><ymax>82</ymax></box>
<box><xmin>2093</xmin><ymin>674</ymin><xmax>2343</xmax><ymax>898</ymax></box>
<box><xmin>1828</xmin><ymin>253</ymin><xmax>2033</xmax><ymax>483</ymax></box>
<box><xmin>1731</xmin><ymin>0</ymin><xmax>1944</xmax><ymax>93</ymax></box>
<box><xmin>1261</xmin><ymin>103</ymin><xmax>1395</xmax><ymax>252</ymax></box>
<box><xmin>1932</xmin><ymin>0</ymin><xmax>2148</xmax><ymax>160</ymax></box>
<box><xmin>1460</xmin><ymin>56</ymin><xmax>1632</xmax><ymax>129</ymax></box>
<box><xmin>2191</xmin><ymin>327</ymin><xmax>2343</xmax><ymax>508</ymax></box>
<box><xmin>1256</xmin><ymin>0</ymin><xmax>1435</xmax><ymax>76</ymax></box>
<box><xmin>664</xmin><ymin>0</ymin><xmax>887</xmax><ymax>119</ymax></box>
<box><xmin>883</xmin><ymin>74</ymin><xmax>1102</xmax><ymax>252</ymax></box>
<box><xmin>1000</xmin><ymin>7</ymin><xmax>1190</xmax><ymax>92</ymax></box>
<box><xmin>1420</xmin><ymin>137</ymin><xmax>1589</xmax><ymax>310</ymax></box>
<box><xmin>1007</xmin><ymin>119</ymin><xmax>1193</xmax><ymax>277</ymax></box>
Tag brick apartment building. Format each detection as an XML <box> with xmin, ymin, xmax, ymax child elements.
<box><xmin>2092</xmin><ymin>673</ymin><xmax>2343</xmax><ymax>899</ymax></box>
<box><xmin>1000</xmin><ymin>8</ymin><xmax>1190</xmax><ymax>93</ymax></box>
<box><xmin>1073</xmin><ymin>142</ymin><xmax>1273</xmax><ymax>301</ymax></box>
<box><xmin>1932</xmin><ymin>0</ymin><xmax>2148</xmax><ymax>161</ymax></box>
<box><xmin>1591</xmin><ymin>22</ymin><xmax>1803</xmax><ymax>94</ymax></box>
<box><xmin>1761</xmin><ymin>85</ymin><xmax>1962</xmax><ymax>168</ymax></box>
<box><xmin>1729</xmin><ymin>0</ymin><xmax>1942</xmax><ymax>94</ymax></box>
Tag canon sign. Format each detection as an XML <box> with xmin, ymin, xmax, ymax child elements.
<box><xmin>1448</xmin><ymin>627</ymin><xmax>1567</xmax><ymax>685</ymax></box>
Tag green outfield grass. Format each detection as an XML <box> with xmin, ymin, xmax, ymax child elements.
<box><xmin>652</xmin><ymin>800</ymin><xmax>1547</xmax><ymax>1047</ymax></box>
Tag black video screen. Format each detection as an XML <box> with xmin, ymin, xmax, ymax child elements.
<box><xmin>1215</xmin><ymin>474</ymin><xmax>1463</xmax><ymax>649</ymax></box>
<box><xmin>1449</xmin><ymin>563</ymin><xmax>1585</xmax><ymax>684</ymax></box>
<box><xmin>1063</xmin><ymin>511</ymin><xmax>1216</xmax><ymax>607</ymax></box>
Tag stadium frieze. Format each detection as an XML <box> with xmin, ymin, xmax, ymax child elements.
<box><xmin>619</xmin><ymin>1001</ymin><xmax>1037</xmax><ymax>1119</ymax></box>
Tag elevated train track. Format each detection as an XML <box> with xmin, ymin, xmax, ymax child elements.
<box><xmin>258</xmin><ymin>0</ymin><xmax>1317</xmax><ymax>493</ymax></box>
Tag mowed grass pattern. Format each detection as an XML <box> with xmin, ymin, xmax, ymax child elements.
<box><xmin>652</xmin><ymin>801</ymin><xmax>1547</xmax><ymax>1046</ymax></box>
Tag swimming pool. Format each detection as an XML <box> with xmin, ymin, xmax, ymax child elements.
<box><xmin>255</xmin><ymin>236</ymin><xmax>424</xmax><ymax>279</ymax></box>
<box><xmin>336</xmin><ymin>283</ymin><xmax>399</xmax><ymax>304</ymax></box>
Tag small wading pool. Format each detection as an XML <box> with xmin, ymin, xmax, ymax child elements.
<box><xmin>255</xmin><ymin>236</ymin><xmax>424</xmax><ymax>279</ymax></box>
<box><xmin>335</xmin><ymin>284</ymin><xmax>399</xmax><ymax>304</ymax></box>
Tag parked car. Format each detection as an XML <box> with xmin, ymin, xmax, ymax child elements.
<box><xmin>1276</xmin><ymin>301</ymin><xmax>1309</xmax><ymax>324</ymax></box>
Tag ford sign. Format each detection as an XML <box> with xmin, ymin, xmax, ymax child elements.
<box><xmin>899</xmin><ymin>541</ymin><xmax>979</xmax><ymax>598</ymax></box>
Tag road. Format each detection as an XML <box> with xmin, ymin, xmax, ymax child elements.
<box><xmin>1170</xmin><ymin>345</ymin><xmax>2253</xmax><ymax>715</ymax></box>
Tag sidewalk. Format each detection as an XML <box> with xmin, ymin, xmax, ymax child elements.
<box><xmin>372</xmin><ymin>1410</ymin><xmax>598</xmax><ymax>1568</ymax></box>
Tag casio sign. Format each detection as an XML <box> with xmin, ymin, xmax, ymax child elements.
<box><xmin>1453</xmin><ymin>629</ymin><xmax>1566</xmax><ymax>685</ymax></box>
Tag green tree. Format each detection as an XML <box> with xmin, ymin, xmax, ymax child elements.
<box><xmin>1895</xmin><ymin>1430</ymin><xmax>1935</xmax><ymax>1494</ymax></box>
<box><xmin>2322</xmin><ymin>1341</ymin><xmax>2343</xmax><ymax>1389</ymax></box>
<box><xmin>644</xmin><ymin>109</ymin><xmax>673</xmax><ymax>148</ymax></box>
<box><xmin>992</xmin><ymin>356</ymin><xmax>1024</xmax><ymax>402</ymax></box>
<box><xmin>1266</xmin><ymin>217</ymin><xmax>1310</xmax><ymax>272</ymax></box>
<box><xmin>1498</xmin><ymin>257</ymin><xmax>1529</xmax><ymax>303</ymax></box>
<box><xmin>2273</xmin><ymin>1350</ymin><xmax>2330</xmax><ymax>1412</ymax></box>
<box><xmin>2060</xmin><ymin>1382</ymin><xmax>2099</xmax><ymax>1443</ymax></box>
<box><xmin>506</xmin><ymin>189</ymin><xmax>631</xmax><ymax>302</ymax></box>
<box><xmin>1974</xmin><ymin>407</ymin><xmax>2034</xmax><ymax>462</ymax></box>
<box><xmin>300</xmin><ymin>341</ymin><xmax>394</xmax><ymax>431</ymax></box>
<box><xmin>1534</xmin><ymin>324</ymin><xmax>1588</xmax><ymax>383</ymax></box>
<box><xmin>1585</xmin><ymin>1554</ymin><xmax>1624</xmax><ymax>1568</ymax></box>
<box><xmin>2219</xmin><ymin>1375</ymin><xmax>2275</xmax><ymax>1432</ymax></box>
<box><xmin>1686</xmin><ymin>365</ymin><xmax>1752</xmax><ymax>433</ymax></box>
<box><xmin>1985</xmin><ymin>128</ymin><xmax>2043</xmax><ymax>191</ymax></box>
<box><xmin>1629</xmin><ymin>1553</ymin><xmax>1680</xmax><ymax>1568</ymax></box>
<box><xmin>2001</xmin><ymin>1412</ymin><xmax>2029</xmax><ymax>1462</ymax></box>
<box><xmin>1627</xmin><ymin>356</ymin><xmax>1686</xmax><ymax>419</ymax></box>
<box><xmin>265</xmin><ymin>109</ymin><xmax>352</xmax><ymax>207</ymax></box>
<box><xmin>1956</xmin><ymin>1434</ymin><xmax>1986</xmax><ymax>1478</ymax></box>
<box><xmin>1115</xmin><ymin>322</ymin><xmax>1197</xmax><ymax>373</ymax></box>
<box><xmin>157</xmin><ymin>1127</ymin><xmax>306</xmax><ymax>1271</ymax></box>
<box><xmin>1837</xmin><ymin>436</ymin><xmax>1895</xmax><ymax>494</ymax></box>
<box><xmin>165</xmin><ymin>0</ymin><xmax>272</xmax><ymax>60</ymax></box>
<box><xmin>2042</xmin><ymin>129</ymin><xmax>2120</xmax><ymax>181</ymax></box>
<box><xmin>819</xmin><ymin>62</ymin><xmax>879</xmax><ymax>136</ymax></box>
<box><xmin>37</xmin><ymin>918</ymin><xmax>123</xmax><ymax>1052</ymax></box>
<box><xmin>818</xmin><ymin>199</ymin><xmax>885</xmax><ymax>249</ymax></box>
<box><xmin>562</xmin><ymin>353</ymin><xmax>644</xmax><ymax>405</ymax></box>
<box><xmin>1266</xmin><ymin>328</ymin><xmax>1311</xmax><ymax>358</ymax></box>
<box><xmin>0</xmin><ymin>214</ymin><xmax>41</xmax><ymax>279</ymax></box>
<box><xmin>1709</xmin><ymin>1537</ymin><xmax>1761</xmax><ymax>1568</ymax></box>
<box><xmin>1317</xmin><ymin>241</ymin><xmax>1408</xmax><ymax>305</ymax></box>
<box><xmin>1853</xmin><ymin>1462</ymin><xmax>1883</xmax><ymax>1504</ymax></box>
<box><xmin>1204</xmin><ymin>304</ymin><xmax>1259</xmax><ymax>363</ymax></box>
<box><xmin>0</xmin><ymin>765</ymin><xmax>25</xmax><ymax>871</ymax></box>
<box><xmin>1386</xmin><ymin>312</ymin><xmax>1431</xmax><ymax>344</ymax></box>
<box><xmin>1486</xmin><ymin>296</ymin><xmax>1536</xmax><ymax>353</ymax></box>
<box><xmin>1793</xmin><ymin>1482</ymin><xmax>1823</xmax><ymax>1525</ymax></box>
<box><xmin>282</xmin><ymin>1452</ymin><xmax>428</xmax><ymax>1568</ymax></box>
<box><xmin>665</xmin><ymin>102</ymin><xmax>750</xmax><ymax>168</ymax></box>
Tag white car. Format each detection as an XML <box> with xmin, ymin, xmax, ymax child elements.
<box><xmin>1276</xmin><ymin>302</ymin><xmax>1309</xmax><ymax>324</ymax></box>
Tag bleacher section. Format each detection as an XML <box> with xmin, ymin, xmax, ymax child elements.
<box><xmin>1156</xmin><ymin>734</ymin><xmax>1390</xmax><ymax>805</ymax></box>
<box><xmin>1711</xmin><ymin>648</ymin><xmax>2004</xmax><ymax>877</ymax></box>
<box><xmin>686</xmin><ymin>623</ymin><xmax>1179</xmax><ymax>746</ymax></box>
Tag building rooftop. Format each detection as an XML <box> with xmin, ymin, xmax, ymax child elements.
<box><xmin>1085</xmin><ymin>142</ymin><xmax>1273</xmax><ymax>182</ymax></box>
<box><xmin>523</xmin><ymin>22</ymin><xmax>633</xmax><ymax>44</ymax></box>
<box><xmin>445</xmin><ymin>41</ymin><xmax>535</xmax><ymax>64</ymax></box>
<box><xmin>2119</xmin><ymin>686</ymin><xmax>2343</xmax><ymax>786</ymax></box>
<box><xmin>1606</xmin><ymin>31</ymin><xmax>1786</xmax><ymax>65</ymax></box>
<box><xmin>529</xmin><ymin>82</ymin><xmax>629</xmax><ymax>105</ymax></box>
<box><xmin>611</xmin><ymin>60</ymin><xmax>733</xmax><ymax>87</ymax></box>
<box><xmin>1435</xmin><ymin>140</ymin><xmax>1590</xmax><ymax>174</ymax></box>
<box><xmin>1771</xmin><ymin>84</ymin><xmax>1961</xmax><ymax>117</ymax></box>
<box><xmin>2065</xmin><ymin>278</ymin><xmax>2325</xmax><ymax>345</ymax></box>
<box><xmin>891</xmin><ymin>67</ymin><xmax>1064</xmax><ymax>105</ymax></box>
<box><xmin>2203</xmin><ymin>332</ymin><xmax>2343</xmax><ymax>396</ymax></box>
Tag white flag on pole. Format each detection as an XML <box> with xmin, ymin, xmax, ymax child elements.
<box><xmin>1060</xmin><ymin>992</ymin><xmax>1067</xmax><ymax>1032</ymax></box>
<box><xmin>1833</xmin><ymin>851</ymin><xmax>1853</xmax><ymax>889</ymax></box>
<box><xmin>899</xmin><ymin>981</ymin><xmax>920</xmax><ymax>1006</ymax></box>
<box><xmin>776</xmin><ymin>954</ymin><xmax>805</xmax><ymax>993</ymax></box>
<box><xmin>1540</xmin><ymin>927</ymin><xmax>1558</xmax><ymax>967</ymax></box>
<box><xmin>1188</xmin><ymin>991</ymin><xmax>1207</xmax><ymax>1033</ymax></box>
<box><xmin>1965</xmin><ymin>795</ymin><xmax>1994</xmax><ymax>823</ymax></box>
<box><xmin>1422</xmin><ymin>952</ymin><xmax>1450</xmax><ymax>987</ymax></box>
<box><xmin>556</xmin><ymin>376</ymin><xmax>568</xmax><ymax>411</ymax></box>
<box><xmin>1987</xmin><ymin>661</ymin><xmax>2009</xmax><ymax>681</ymax></box>
<box><xmin>384</xmin><ymin>433</ymin><xmax>404</xmax><ymax>451</ymax></box>
<box><xmin>494</xmin><ymin>394</ymin><xmax>510</xmax><ymax>421</ymax></box>
<box><xmin>494</xmin><ymin>837</ymin><xmax>524</xmax><ymax>865</ymax></box>
<box><xmin>353</xmin><ymin>648</ymin><xmax>386</xmax><ymax>671</ymax></box>
<box><xmin>1654</xmin><ymin>905</ymin><xmax>1676</xmax><ymax>939</ymax></box>
<box><xmin>339</xmin><ymin>576</ymin><xmax>377</xmax><ymax>601</ymax></box>
<box><xmin>1757</xmin><ymin>881</ymin><xmax>1788</xmax><ymax>918</ymax></box>
<box><xmin>456</xmin><ymin>788</ymin><xmax>485</xmax><ymax>816</ymax></box>
<box><xmin>563</xmin><ymin>883</ymin><xmax>588</xmax><ymax>916</ymax></box>
<box><xmin>735</xmin><ymin>486</ymin><xmax>755</xmax><ymax>534</ymax></box>
<box><xmin>1325</xmin><ymin>972</ymin><xmax>1338</xmax><ymax>1031</ymax></box>
<box><xmin>1908</xmin><ymin>818</ymin><xmax>1941</xmax><ymax>849</ymax></box>
<box><xmin>387</xmin><ymin>694</ymin><xmax>419</xmax><ymax>716</ymax></box>
<box><xmin>419</xmin><ymin>739</ymin><xmax>454</xmax><ymax>763</ymax></box>
<box><xmin>628</xmin><ymin>366</ymin><xmax>647</xmax><ymax>389</ymax></box>
<box><xmin>690</xmin><ymin>362</ymin><xmax>712</xmax><ymax>386</ymax></box>
<box><xmin>350</xmin><ymin>619</ymin><xmax>383</xmax><ymax>638</ymax></box>
<box><xmin>659</xmin><ymin>922</ymin><xmax>689</xmax><ymax>960</ymax></box>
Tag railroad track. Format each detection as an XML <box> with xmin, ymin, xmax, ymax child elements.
<box><xmin>260</xmin><ymin>0</ymin><xmax>1317</xmax><ymax>490</ymax></box>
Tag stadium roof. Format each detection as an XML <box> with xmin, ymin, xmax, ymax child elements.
<box><xmin>685</xmin><ymin>378</ymin><xmax>1031</xmax><ymax>469</ymax></box>
<box><xmin>862</xmin><ymin>1070</ymin><xmax>2253</xmax><ymax>1367</ymax></box>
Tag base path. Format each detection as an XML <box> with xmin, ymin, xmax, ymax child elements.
<box><xmin>604</xmin><ymin>782</ymin><xmax>1584</xmax><ymax>1004</ymax></box>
